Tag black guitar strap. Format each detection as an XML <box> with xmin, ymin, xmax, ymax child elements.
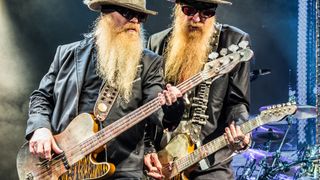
<box><xmin>191</xmin><ymin>23</ymin><xmax>222</xmax><ymax>170</ymax></box>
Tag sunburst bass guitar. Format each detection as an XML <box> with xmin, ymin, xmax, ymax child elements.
<box><xmin>159</xmin><ymin>103</ymin><xmax>298</xmax><ymax>180</ymax></box>
<box><xmin>16</xmin><ymin>42</ymin><xmax>253</xmax><ymax>180</ymax></box>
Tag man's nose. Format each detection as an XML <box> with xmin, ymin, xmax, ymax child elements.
<box><xmin>191</xmin><ymin>12</ymin><xmax>201</xmax><ymax>23</ymax></box>
<box><xmin>129</xmin><ymin>16</ymin><xmax>139</xmax><ymax>23</ymax></box>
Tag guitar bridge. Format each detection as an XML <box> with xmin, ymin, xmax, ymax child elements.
<box><xmin>61</xmin><ymin>153</ymin><xmax>70</xmax><ymax>170</ymax></box>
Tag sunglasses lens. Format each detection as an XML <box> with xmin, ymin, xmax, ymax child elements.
<box><xmin>119</xmin><ymin>10</ymin><xmax>147</xmax><ymax>23</ymax></box>
<box><xmin>181</xmin><ymin>6</ymin><xmax>197</xmax><ymax>16</ymax></box>
<box><xmin>137</xmin><ymin>13</ymin><xmax>148</xmax><ymax>23</ymax></box>
<box><xmin>200</xmin><ymin>9</ymin><xmax>215</xmax><ymax>18</ymax></box>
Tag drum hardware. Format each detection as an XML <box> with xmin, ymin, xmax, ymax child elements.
<box><xmin>255</xmin><ymin>140</ymin><xmax>272</xmax><ymax>179</ymax></box>
<box><xmin>236</xmin><ymin>105</ymin><xmax>317</xmax><ymax>179</ymax></box>
<box><xmin>252</xmin><ymin>125</ymin><xmax>285</xmax><ymax>143</ymax></box>
<box><xmin>237</xmin><ymin>142</ymin><xmax>263</xmax><ymax>180</ymax></box>
<box><xmin>257</xmin><ymin>117</ymin><xmax>293</xmax><ymax>180</ymax></box>
<box><xmin>237</xmin><ymin>158</ymin><xmax>257</xmax><ymax>180</ymax></box>
<box><xmin>254</xmin><ymin>145</ymin><xmax>319</xmax><ymax>180</ymax></box>
<box><xmin>293</xmin><ymin>145</ymin><xmax>320</xmax><ymax>179</ymax></box>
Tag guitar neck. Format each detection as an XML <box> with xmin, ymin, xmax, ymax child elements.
<box><xmin>175</xmin><ymin>115</ymin><xmax>263</xmax><ymax>172</ymax></box>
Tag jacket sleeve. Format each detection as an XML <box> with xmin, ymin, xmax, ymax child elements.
<box><xmin>224</xmin><ymin>33</ymin><xmax>252</xmax><ymax>124</ymax></box>
<box><xmin>25</xmin><ymin>46</ymin><xmax>63</xmax><ymax>140</ymax></box>
<box><xmin>143</xmin><ymin>53</ymin><xmax>184</xmax><ymax>152</ymax></box>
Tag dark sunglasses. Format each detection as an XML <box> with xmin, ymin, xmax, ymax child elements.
<box><xmin>181</xmin><ymin>5</ymin><xmax>216</xmax><ymax>18</ymax></box>
<box><xmin>101</xmin><ymin>6</ymin><xmax>148</xmax><ymax>23</ymax></box>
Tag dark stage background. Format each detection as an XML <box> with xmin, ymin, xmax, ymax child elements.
<box><xmin>0</xmin><ymin>0</ymin><xmax>297</xmax><ymax>179</ymax></box>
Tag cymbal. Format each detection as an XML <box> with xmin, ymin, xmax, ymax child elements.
<box><xmin>252</xmin><ymin>125</ymin><xmax>285</xmax><ymax>143</ymax></box>
<box><xmin>293</xmin><ymin>105</ymin><xmax>316</xmax><ymax>119</ymax></box>
<box><xmin>242</xmin><ymin>148</ymin><xmax>271</xmax><ymax>162</ymax></box>
<box><xmin>242</xmin><ymin>149</ymin><xmax>293</xmax><ymax>166</ymax></box>
<box><xmin>259</xmin><ymin>104</ymin><xmax>316</xmax><ymax>119</ymax></box>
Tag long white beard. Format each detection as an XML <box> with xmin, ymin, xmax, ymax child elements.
<box><xmin>94</xmin><ymin>15</ymin><xmax>144</xmax><ymax>102</ymax></box>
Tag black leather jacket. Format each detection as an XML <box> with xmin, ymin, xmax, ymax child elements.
<box><xmin>26</xmin><ymin>35</ymin><xmax>182</xmax><ymax>176</ymax></box>
<box><xmin>147</xmin><ymin>24</ymin><xmax>251</xmax><ymax>178</ymax></box>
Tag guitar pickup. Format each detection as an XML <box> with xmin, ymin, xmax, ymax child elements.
<box><xmin>61</xmin><ymin>152</ymin><xmax>70</xmax><ymax>170</ymax></box>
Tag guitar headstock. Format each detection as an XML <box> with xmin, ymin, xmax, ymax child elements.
<box><xmin>259</xmin><ymin>102</ymin><xmax>298</xmax><ymax>124</ymax></box>
<box><xmin>202</xmin><ymin>41</ymin><xmax>254</xmax><ymax>80</ymax></box>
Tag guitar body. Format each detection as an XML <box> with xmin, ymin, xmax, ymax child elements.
<box><xmin>159</xmin><ymin>132</ymin><xmax>194</xmax><ymax>180</ymax></box>
<box><xmin>16</xmin><ymin>113</ymin><xmax>115</xmax><ymax>180</ymax></box>
<box><xmin>59</xmin><ymin>154</ymin><xmax>115</xmax><ymax>180</ymax></box>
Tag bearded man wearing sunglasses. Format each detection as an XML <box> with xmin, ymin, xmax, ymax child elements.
<box><xmin>24</xmin><ymin>0</ymin><xmax>185</xmax><ymax>179</ymax></box>
<box><xmin>145</xmin><ymin>0</ymin><xmax>252</xmax><ymax>179</ymax></box>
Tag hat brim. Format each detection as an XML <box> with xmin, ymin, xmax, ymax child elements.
<box><xmin>88</xmin><ymin>0</ymin><xmax>158</xmax><ymax>15</ymax></box>
<box><xmin>199</xmin><ymin>0</ymin><xmax>232</xmax><ymax>5</ymax></box>
<box><xmin>168</xmin><ymin>0</ymin><xmax>232</xmax><ymax>5</ymax></box>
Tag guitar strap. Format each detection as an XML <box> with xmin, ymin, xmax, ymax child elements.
<box><xmin>188</xmin><ymin>23</ymin><xmax>221</xmax><ymax>136</ymax></box>
<box><xmin>93</xmin><ymin>81</ymin><xmax>119</xmax><ymax>160</ymax></box>
<box><xmin>191</xmin><ymin>23</ymin><xmax>222</xmax><ymax>170</ymax></box>
<box><xmin>93</xmin><ymin>63</ymin><xmax>144</xmax><ymax>121</ymax></box>
<box><xmin>93</xmin><ymin>82</ymin><xmax>119</xmax><ymax>122</ymax></box>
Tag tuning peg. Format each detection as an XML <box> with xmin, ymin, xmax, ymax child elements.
<box><xmin>208</xmin><ymin>51</ymin><xmax>219</xmax><ymax>60</ymax></box>
<box><xmin>228</xmin><ymin>44</ymin><xmax>239</xmax><ymax>53</ymax></box>
<box><xmin>238</xmin><ymin>41</ymin><xmax>249</xmax><ymax>49</ymax></box>
<box><xmin>219</xmin><ymin>48</ymin><xmax>228</xmax><ymax>56</ymax></box>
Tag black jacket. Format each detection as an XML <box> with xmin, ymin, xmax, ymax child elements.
<box><xmin>26</xmin><ymin>35</ymin><xmax>181</xmax><ymax>175</ymax></box>
<box><xmin>147</xmin><ymin>24</ymin><xmax>251</xmax><ymax>178</ymax></box>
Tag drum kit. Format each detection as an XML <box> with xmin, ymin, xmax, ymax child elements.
<box><xmin>236</xmin><ymin>105</ymin><xmax>320</xmax><ymax>180</ymax></box>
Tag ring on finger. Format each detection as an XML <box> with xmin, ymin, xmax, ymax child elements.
<box><xmin>234</xmin><ymin>140</ymin><xmax>243</xmax><ymax>148</ymax></box>
<box><xmin>234</xmin><ymin>139</ymin><xmax>241</xmax><ymax>144</ymax></box>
